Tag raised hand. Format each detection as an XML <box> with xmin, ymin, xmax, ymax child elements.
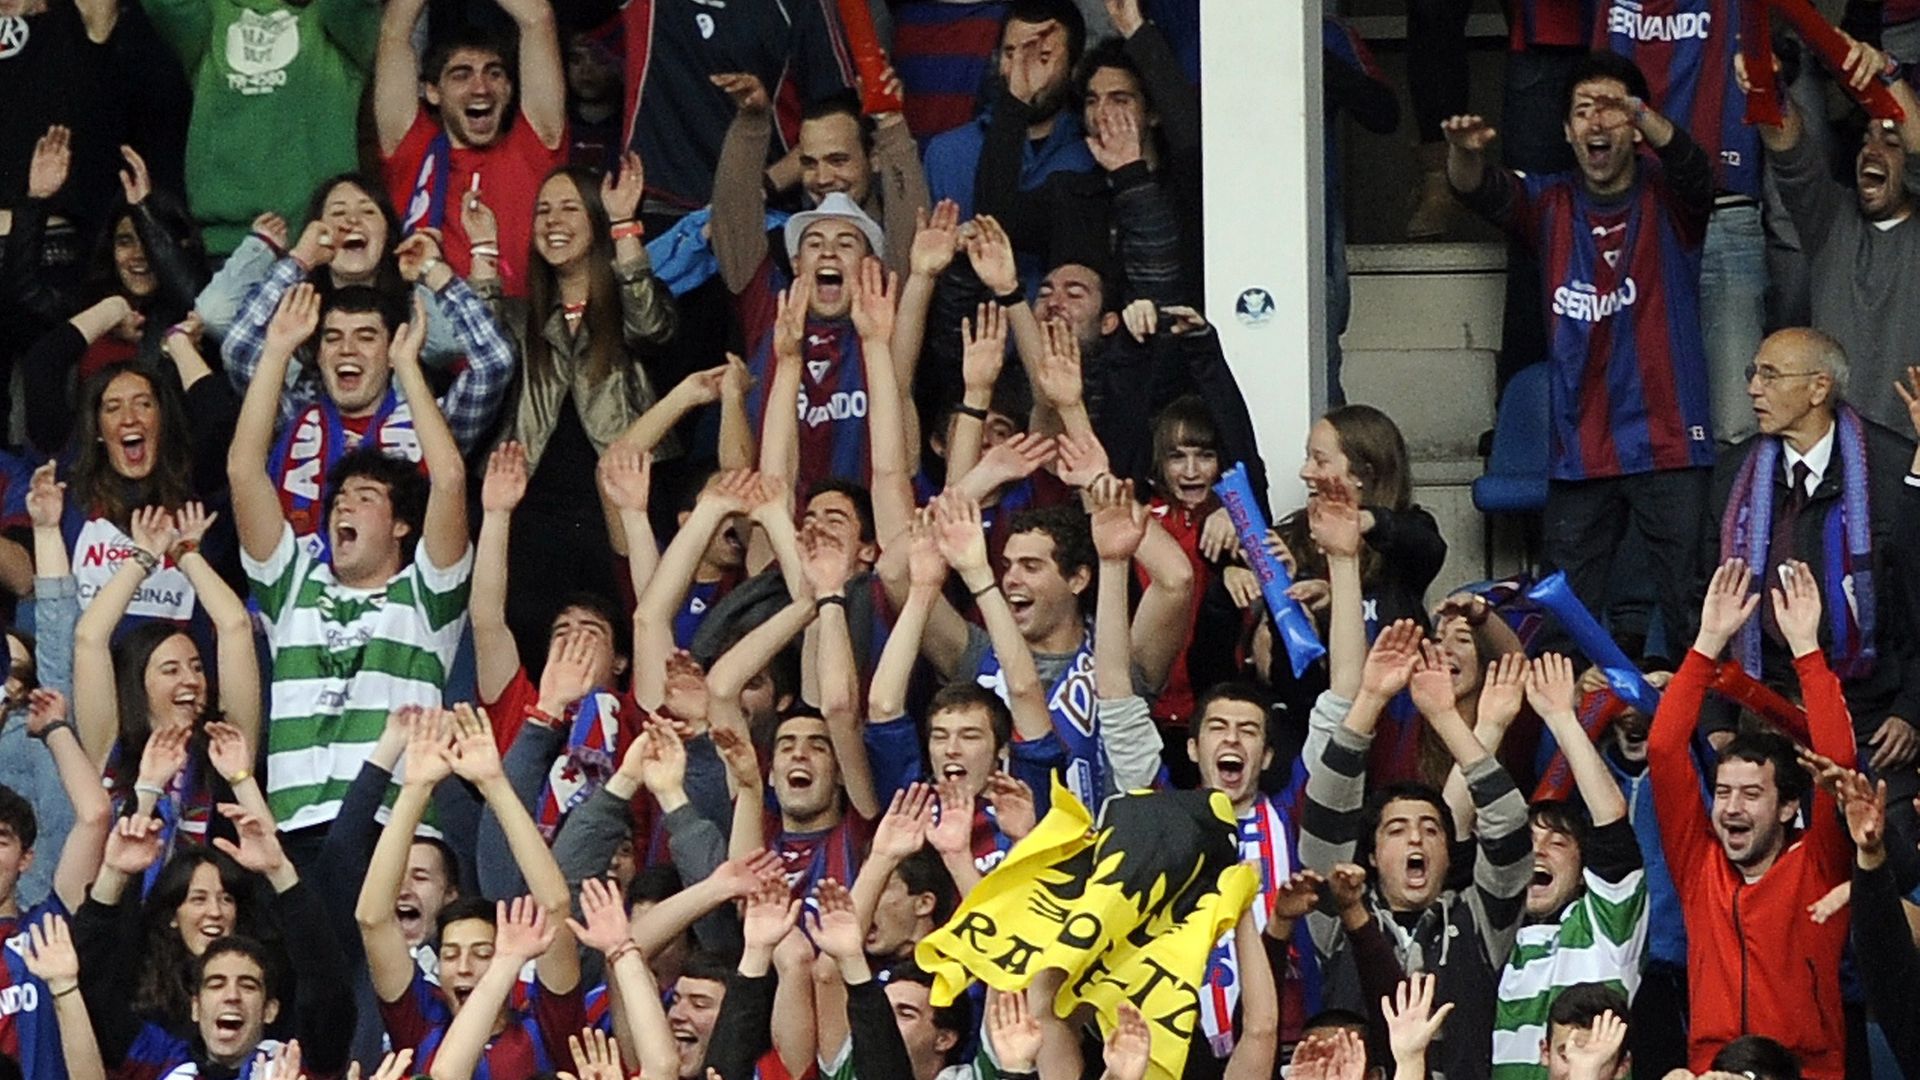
<box><xmin>1033</xmin><ymin>318</ymin><xmax>1084</xmax><ymax>411</ymax></box>
<box><xmin>350</xmin><ymin>1049</ymin><xmax>414</xmax><ymax>1080</ymax></box>
<box><xmin>117</xmin><ymin>145</ymin><xmax>153</xmax><ymax>205</ymax></box>
<box><xmin>27</xmin><ymin>125</ymin><xmax>72</xmax><ymax>200</ymax></box>
<box><xmin>1564</xmin><ymin>1010</ymin><xmax>1628</xmax><ymax>1080</ymax></box>
<box><xmin>1896</xmin><ymin>366</ymin><xmax>1920</xmax><ymax>439</ymax></box>
<box><xmin>1271</xmin><ymin>868</ymin><xmax>1326</xmax><ymax>922</ymax></box>
<box><xmin>985</xmin><ymin>771</ymin><xmax>1037</xmax><ymax>840</ymax></box>
<box><xmin>1407</xmin><ymin>639</ymin><xmax>1459</xmax><ymax>720</ymax></box>
<box><xmin>1441</xmin><ymin>114</ymin><xmax>1498</xmax><ymax>152</ymax></box>
<box><xmin>102</xmin><ymin>814</ymin><xmax>165</xmax><ymax>876</ymax></box>
<box><xmin>811</xmin><ymin>878</ymin><xmax>865</xmax><ymax>959</ymax></box>
<box><xmin>1359</xmin><ymin>619</ymin><xmax>1423</xmax><ymax>701</ymax></box>
<box><xmin>709</xmin><ymin>849</ymin><xmax>785</xmax><ymax>901</ymax></box>
<box><xmin>290</xmin><ymin>220</ymin><xmax>337</xmax><ymax>269</ymax></box>
<box><xmin>21</xmin><ymin>915</ymin><xmax>80</xmax><ymax>991</ymax></box>
<box><xmin>986</xmin><ymin>989</ymin><xmax>1043</xmax><ymax>1073</ymax></box>
<box><xmin>205</xmin><ymin>720</ymin><xmax>253</xmax><ymax>781</ymax></box>
<box><xmin>394</xmin><ymin>230</ymin><xmax>445</xmax><ymax>283</ymax></box>
<box><xmin>712</xmin><ymin>725</ymin><xmax>761</xmax><ymax>791</ymax></box>
<box><xmin>1307</xmin><ymin>477</ymin><xmax>1363</xmax><ymax>559</ymax></box>
<box><xmin>709</xmin><ymin>71</ymin><xmax>770</xmax><ymax>113</ymax></box>
<box><xmin>973</xmin><ymin>432</ymin><xmax>1056</xmax><ymax>492</ymax></box>
<box><xmin>931</xmin><ymin>490</ymin><xmax>990</xmax><ymax>577</ymax></box>
<box><xmin>566</xmin><ymin>875</ymin><xmax>636</xmax><ymax>955</ymax></box>
<box><xmin>1104</xmin><ymin>0</ymin><xmax>1144</xmax><ymax>37</ymax></box>
<box><xmin>252</xmin><ymin>212</ymin><xmax>290</xmax><ymax>252</ymax></box>
<box><xmin>964</xmin><ymin>215</ymin><xmax>1019</xmax><ymax>296</ymax></box>
<box><xmin>1382</xmin><ymin>973</ymin><xmax>1455</xmax><ymax>1071</ymax></box>
<box><xmin>1326</xmin><ymin>862</ymin><xmax>1369</xmax><ymax>918</ymax></box>
<box><xmin>910</xmin><ymin>199</ymin><xmax>962</xmax><ymax>279</ymax></box>
<box><xmin>403</xmin><ymin>707</ymin><xmax>456</xmax><ymax>788</ymax></box>
<box><xmin>742</xmin><ymin>876</ymin><xmax>801</xmax><ymax>951</ymax></box>
<box><xmin>1053</xmin><ymin>430</ymin><xmax>1110</xmax><ymax>490</ymax></box>
<box><xmin>460</xmin><ymin>185</ymin><xmax>499</xmax><ymax>249</ymax></box>
<box><xmin>483</xmin><ymin>441</ymin><xmax>530</xmax><ymax>514</ymax></box>
<box><xmin>138</xmin><ymin>723</ymin><xmax>192</xmax><ymax>787</ymax></box>
<box><xmin>26</xmin><ymin>462</ymin><xmax>64</xmax><ymax>530</ymax></box>
<box><xmin>495</xmin><ymin>895</ymin><xmax>559</xmax><ymax>962</ymax></box>
<box><xmin>128</xmin><ymin>504</ymin><xmax>178</xmax><ymax>561</ymax></box>
<box><xmin>252</xmin><ymin>1039</ymin><xmax>303</xmax><ymax>1080</ymax></box>
<box><xmin>211</xmin><ymin>802</ymin><xmax>292</xmax><ymax>882</ymax></box>
<box><xmin>872</xmin><ymin>783</ymin><xmax>933</xmax><ymax>860</ymax></box>
<box><xmin>801</xmin><ymin>522</ymin><xmax>858</xmax><ymax>598</ymax></box>
<box><xmin>170</xmin><ymin>502</ymin><xmax>218</xmax><ymax>551</ymax></box>
<box><xmin>961</xmin><ymin>301</ymin><xmax>1008</xmax><ymax>392</ymax></box>
<box><xmin>24</xmin><ymin>688</ymin><xmax>66</xmax><ymax>739</ymax></box>
<box><xmin>906</xmin><ymin>510</ymin><xmax>949</xmax><ymax>592</ymax></box>
<box><xmin>265</xmin><ymin>282</ymin><xmax>322</xmax><ymax>356</ymax></box>
<box><xmin>637</xmin><ymin>719</ymin><xmax>688</xmax><ymax>798</ymax></box>
<box><xmin>602</xmin><ymin>151</ymin><xmax>647</xmax><ymax>224</ymax></box>
<box><xmin>538</xmin><ymin>630</ymin><xmax>600</xmax><ymax>715</ymax></box>
<box><xmin>389</xmin><ymin>294</ymin><xmax>429</xmax><ymax>373</ymax></box>
<box><xmin>927</xmin><ymin>778</ymin><xmax>974</xmax><ymax>856</ymax></box>
<box><xmin>446</xmin><ymin>703</ymin><xmax>504</xmax><ymax>784</ymax></box>
<box><xmin>1477</xmin><ymin>652</ymin><xmax>1529</xmax><ymax>731</ymax></box>
<box><xmin>1695</xmin><ymin>559</ymin><xmax>1760</xmax><ymax>658</ymax></box>
<box><xmin>1525</xmin><ymin>652</ymin><xmax>1579</xmax><ymax>720</ymax></box>
<box><xmin>1087</xmin><ymin>106</ymin><xmax>1144</xmax><ymax>173</ymax></box>
<box><xmin>1088</xmin><ymin>474</ymin><xmax>1148</xmax><ymax>563</ymax></box>
<box><xmin>772</xmin><ymin>277</ymin><xmax>813</xmax><ymax>364</ymax></box>
<box><xmin>1103</xmin><ymin>1002</ymin><xmax>1152</xmax><ymax>1080</ymax></box>
<box><xmin>1771</xmin><ymin>560</ymin><xmax>1823</xmax><ymax>657</ymax></box>
<box><xmin>661</xmin><ymin>650</ymin><xmax>711</xmax><ymax>731</ymax></box>
<box><xmin>563</xmin><ymin>1027</ymin><xmax>625</xmax><ymax>1080</ymax></box>
<box><xmin>849</xmin><ymin>256</ymin><xmax>898</xmax><ymax>343</ymax></box>
<box><xmin>1834</xmin><ymin>768</ymin><xmax>1887</xmax><ymax>864</ymax></box>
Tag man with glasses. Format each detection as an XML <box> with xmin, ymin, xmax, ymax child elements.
<box><xmin>1704</xmin><ymin>327</ymin><xmax>1920</xmax><ymax>790</ymax></box>
<box><xmin>1743</xmin><ymin>31</ymin><xmax>1920</xmax><ymax>435</ymax></box>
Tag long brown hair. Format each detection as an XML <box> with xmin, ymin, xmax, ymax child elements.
<box><xmin>525</xmin><ymin>165</ymin><xmax>625</xmax><ymax>387</ymax></box>
<box><xmin>71</xmin><ymin>362</ymin><xmax>194</xmax><ymax>530</ymax></box>
<box><xmin>1280</xmin><ymin>404</ymin><xmax>1414</xmax><ymax>584</ymax></box>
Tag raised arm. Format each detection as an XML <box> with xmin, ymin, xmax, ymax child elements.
<box><xmin>935</xmin><ymin>492</ymin><xmax>1052</xmax><ymax>742</ymax></box>
<box><xmin>854</xmin><ymin>256</ymin><xmax>917</xmax><ymax>530</ymax></box>
<box><xmin>495</xmin><ymin>0</ymin><xmax>565</xmax><ymax>146</ymax></box>
<box><xmin>391</xmin><ymin>295</ymin><xmax>470</xmax><ymax>570</ymax></box>
<box><xmin>758</xmin><ymin>278</ymin><xmax>811</xmax><ymax>493</ymax></box>
<box><xmin>71</xmin><ymin>506</ymin><xmax>177</xmax><ymax>767</ymax></box>
<box><xmin>21</xmin><ymin>916</ymin><xmax>106</xmax><ymax>1080</ymax></box>
<box><xmin>1527</xmin><ymin>653</ymin><xmax>1627</xmax><ymax>827</ymax></box>
<box><xmin>446</xmin><ymin>703</ymin><xmax>580</xmax><ymax>993</ymax></box>
<box><xmin>28</xmin><ymin>690</ymin><xmax>111</xmax><ymax>912</ymax></box>
<box><xmin>870</xmin><ymin>516</ymin><xmax>942</xmax><ymax>723</ymax></box>
<box><xmin>427</xmin><ymin>899</ymin><xmax>558</xmax><ymax>1080</ymax></box>
<box><xmin>176</xmin><ymin>504</ymin><xmax>261</xmax><ymax>753</ymax></box>
<box><xmin>707</xmin><ymin>596</ymin><xmax>815</xmax><ymax>740</ymax></box>
<box><xmin>889</xmin><ymin>200</ymin><xmax>961</xmax><ymax>399</ymax></box>
<box><xmin>372</xmin><ymin>0</ymin><xmax>428</xmax><ymax>155</ymax></box>
<box><xmin>570</xmin><ymin>876</ymin><xmax>682</xmax><ymax>1080</ymax></box>
<box><xmin>355</xmin><ymin>711</ymin><xmax>451</xmax><ymax>1004</ymax></box>
<box><xmin>633</xmin><ymin>475</ymin><xmax>754</xmax><ymax>710</ymax></box>
<box><xmin>228</xmin><ymin>285</ymin><xmax>314</xmax><ymax>563</ymax></box>
<box><xmin>708</xmin><ymin>74</ymin><xmax>777</xmax><ymax>294</ymax></box>
<box><xmin>804</xmin><ymin>526</ymin><xmax>879</xmax><ymax>819</ymax></box>
<box><xmin>473</xmin><ymin>441</ymin><xmax>528</xmax><ymax>703</ymax></box>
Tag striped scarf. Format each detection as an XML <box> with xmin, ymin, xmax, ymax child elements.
<box><xmin>1718</xmin><ymin>406</ymin><xmax>1876</xmax><ymax>679</ymax></box>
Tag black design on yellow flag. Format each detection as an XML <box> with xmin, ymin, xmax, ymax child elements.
<box><xmin>915</xmin><ymin>777</ymin><xmax>1258</xmax><ymax>1080</ymax></box>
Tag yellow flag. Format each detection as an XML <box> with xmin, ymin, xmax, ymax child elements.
<box><xmin>915</xmin><ymin>777</ymin><xmax>1258</xmax><ymax>1080</ymax></box>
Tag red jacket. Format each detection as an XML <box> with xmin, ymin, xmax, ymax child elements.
<box><xmin>1649</xmin><ymin>649</ymin><xmax>1855</xmax><ymax>1080</ymax></box>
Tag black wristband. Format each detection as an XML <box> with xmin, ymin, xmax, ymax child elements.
<box><xmin>993</xmin><ymin>287</ymin><xmax>1024</xmax><ymax>308</ymax></box>
<box><xmin>954</xmin><ymin>403</ymin><xmax>990</xmax><ymax>422</ymax></box>
<box><xmin>27</xmin><ymin>718</ymin><xmax>74</xmax><ymax>744</ymax></box>
<box><xmin>970</xmin><ymin>581</ymin><xmax>998</xmax><ymax>598</ymax></box>
<box><xmin>816</xmin><ymin>594</ymin><xmax>849</xmax><ymax>612</ymax></box>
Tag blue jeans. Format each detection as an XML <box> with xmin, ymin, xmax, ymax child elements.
<box><xmin>1699</xmin><ymin>202</ymin><xmax>1768</xmax><ymax>446</ymax></box>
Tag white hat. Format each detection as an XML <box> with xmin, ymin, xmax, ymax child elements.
<box><xmin>783</xmin><ymin>192</ymin><xmax>886</xmax><ymax>260</ymax></box>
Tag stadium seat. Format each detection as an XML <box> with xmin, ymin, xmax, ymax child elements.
<box><xmin>1472</xmin><ymin>361</ymin><xmax>1551</xmax><ymax>577</ymax></box>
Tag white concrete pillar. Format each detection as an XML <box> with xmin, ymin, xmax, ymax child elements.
<box><xmin>1202</xmin><ymin>0</ymin><xmax>1325</xmax><ymax>511</ymax></box>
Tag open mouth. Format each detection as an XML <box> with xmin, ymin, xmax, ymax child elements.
<box><xmin>1583</xmin><ymin>136</ymin><xmax>1612</xmax><ymax>167</ymax></box>
<box><xmin>451</xmin><ymin>985</ymin><xmax>474</xmax><ymax>1007</ymax></box>
<box><xmin>814</xmin><ymin>267</ymin><xmax>844</xmax><ymax>305</ymax></box>
<box><xmin>545</xmin><ymin>230</ymin><xmax>575</xmax><ymax>253</ymax></box>
<box><xmin>463</xmin><ymin>102</ymin><xmax>499</xmax><ymax>134</ymax></box>
<box><xmin>672</xmin><ymin>1026</ymin><xmax>699</xmax><ymax>1048</ymax></box>
<box><xmin>1215</xmin><ymin>753</ymin><xmax>1246</xmax><ymax>788</ymax></box>
<box><xmin>335</xmin><ymin>522</ymin><xmax>360</xmax><ymax>547</ymax></box>
<box><xmin>118</xmin><ymin>432</ymin><xmax>149</xmax><ymax>467</ymax></box>
<box><xmin>395</xmin><ymin>901</ymin><xmax>421</xmax><ymax>930</ymax></box>
<box><xmin>213</xmin><ymin>1011</ymin><xmax>245</xmax><ymax>1037</ymax></box>
<box><xmin>333</xmin><ymin>361</ymin><xmax>365</xmax><ymax>393</ymax></box>
<box><xmin>940</xmin><ymin>762</ymin><xmax>968</xmax><ymax>783</ymax></box>
<box><xmin>1721</xmin><ymin>820</ymin><xmax>1753</xmax><ymax>844</ymax></box>
<box><xmin>339</xmin><ymin>230</ymin><xmax>370</xmax><ymax>253</ymax></box>
<box><xmin>1404</xmin><ymin>851</ymin><xmax>1429</xmax><ymax>889</ymax></box>
<box><xmin>1860</xmin><ymin>160</ymin><xmax>1890</xmax><ymax>196</ymax></box>
<box><xmin>1005</xmin><ymin>592</ymin><xmax>1034</xmax><ymax>621</ymax></box>
<box><xmin>784</xmin><ymin>768</ymin><xmax>815</xmax><ymax>791</ymax></box>
<box><xmin>1530</xmin><ymin>863</ymin><xmax>1554</xmax><ymax>890</ymax></box>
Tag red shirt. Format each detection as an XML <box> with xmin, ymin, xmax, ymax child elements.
<box><xmin>383</xmin><ymin>107</ymin><xmax>566</xmax><ymax>298</ymax></box>
<box><xmin>1649</xmin><ymin>650</ymin><xmax>1854</xmax><ymax>1080</ymax></box>
<box><xmin>380</xmin><ymin>968</ymin><xmax>585</xmax><ymax>1078</ymax></box>
<box><xmin>1140</xmin><ymin>494</ymin><xmax>1220</xmax><ymax>725</ymax></box>
<box><xmin>484</xmin><ymin>666</ymin><xmax>662</xmax><ymax>846</ymax></box>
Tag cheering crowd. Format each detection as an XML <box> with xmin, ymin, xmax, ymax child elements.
<box><xmin>3</xmin><ymin>0</ymin><xmax>1920</xmax><ymax>1077</ymax></box>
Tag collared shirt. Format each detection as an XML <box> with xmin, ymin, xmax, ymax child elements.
<box><xmin>1784</xmin><ymin>421</ymin><xmax>1837</xmax><ymax>496</ymax></box>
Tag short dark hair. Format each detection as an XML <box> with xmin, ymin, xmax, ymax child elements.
<box><xmin>1302</xmin><ymin>1007</ymin><xmax>1371</xmax><ymax>1035</ymax></box>
<box><xmin>679</xmin><ymin>948</ymin><xmax>739</xmax><ymax>985</ymax></box>
<box><xmin>1529</xmin><ymin>799</ymin><xmax>1591</xmax><ymax>853</ymax></box>
<box><xmin>434</xmin><ymin>895</ymin><xmax>497</xmax><ymax>939</ymax></box>
<box><xmin>1190</xmin><ymin>681</ymin><xmax>1276</xmax><ymax>749</ymax></box>
<box><xmin>1716</xmin><ymin>729</ymin><xmax>1810</xmax><ymax>808</ymax></box>
<box><xmin>199</xmin><ymin>935</ymin><xmax>277</xmax><ymax>1001</ymax></box>
<box><xmin>1548</xmin><ymin>982</ymin><xmax>1629</xmax><ymax>1032</ymax></box>
<box><xmin>801</xmin><ymin>91</ymin><xmax>876</xmax><ymax>156</ymax></box>
<box><xmin>627</xmin><ymin>865</ymin><xmax>684</xmax><ymax>909</ymax></box>
<box><xmin>552</xmin><ymin>590</ymin><xmax>632</xmax><ymax>661</ymax></box>
<box><xmin>0</xmin><ymin>786</ymin><xmax>36</xmax><ymax>852</ymax></box>
<box><xmin>423</xmin><ymin>25</ymin><xmax>514</xmax><ymax>85</ymax></box>
<box><xmin>925</xmin><ymin>682</ymin><xmax>1015</xmax><ymax>750</ymax></box>
<box><xmin>895</xmin><ymin>847</ymin><xmax>958</xmax><ymax>927</ymax></box>
<box><xmin>1005</xmin><ymin>503</ymin><xmax>1096</xmax><ymax>585</ymax></box>
<box><xmin>324</xmin><ymin>446</ymin><xmax>430</xmax><ymax>567</ymax></box>
<box><xmin>320</xmin><ymin>284</ymin><xmax>407</xmax><ymax>338</ymax></box>
<box><xmin>1073</xmin><ymin>36</ymin><xmax>1142</xmax><ymax>113</ymax></box>
<box><xmin>881</xmin><ymin>959</ymin><xmax>973</xmax><ymax>1060</ymax></box>
<box><xmin>806</xmin><ymin>478</ymin><xmax>877</xmax><ymax>542</ymax></box>
<box><xmin>1712</xmin><ymin>1035</ymin><xmax>1802</xmax><ymax>1080</ymax></box>
<box><xmin>1003</xmin><ymin>0</ymin><xmax>1087</xmax><ymax>68</ymax></box>
<box><xmin>1561</xmin><ymin>52</ymin><xmax>1652</xmax><ymax>121</ymax></box>
<box><xmin>411</xmin><ymin>836</ymin><xmax>461</xmax><ymax>889</ymax></box>
<box><xmin>1358</xmin><ymin>781</ymin><xmax>1456</xmax><ymax>861</ymax></box>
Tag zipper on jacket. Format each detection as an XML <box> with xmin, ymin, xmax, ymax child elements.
<box><xmin>1733</xmin><ymin>883</ymin><xmax>1749</xmax><ymax>1033</ymax></box>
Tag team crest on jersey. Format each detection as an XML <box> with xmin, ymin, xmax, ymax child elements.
<box><xmin>0</xmin><ymin>17</ymin><xmax>28</xmax><ymax>59</ymax></box>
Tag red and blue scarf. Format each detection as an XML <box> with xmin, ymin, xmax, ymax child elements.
<box><xmin>1719</xmin><ymin>404</ymin><xmax>1876</xmax><ymax>679</ymax></box>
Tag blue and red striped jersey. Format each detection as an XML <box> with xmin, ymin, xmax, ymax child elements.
<box><xmin>1506</xmin><ymin>0</ymin><xmax>1593</xmax><ymax>50</ymax></box>
<box><xmin>1596</xmin><ymin>0</ymin><xmax>1760</xmax><ymax>197</ymax></box>
<box><xmin>1483</xmin><ymin>156</ymin><xmax>1716</xmax><ymax>480</ymax></box>
<box><xmin>738</xmin><ymin>258</ymin><xmax>874</xmax><ymax>498</ymax></box>
<box><xmin>0</xmin><ymin>900</ymin><xmax>66</xmax><ymax>1080</ymax></box>
<box><xmin>891</xmin><ymin>2</ymin><xmax>1009</xmax><ymax>139</ymax></box>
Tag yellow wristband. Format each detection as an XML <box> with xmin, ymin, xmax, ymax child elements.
<box><xmin>226</xmin><ymin>769</ymin><xmax>251</xmax><ymax>784</ymax></box>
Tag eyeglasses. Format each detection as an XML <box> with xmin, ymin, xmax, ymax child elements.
<box><xmin>1744</xmin><ymin>364</ymin><xmax>1823</xmax><ymax>385</ymax></box>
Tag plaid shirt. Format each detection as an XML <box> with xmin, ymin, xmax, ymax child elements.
<box><xmin>219</xmin><ymin>255</ymin><xmax>516</xmax><ymax>452</ymax></box>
